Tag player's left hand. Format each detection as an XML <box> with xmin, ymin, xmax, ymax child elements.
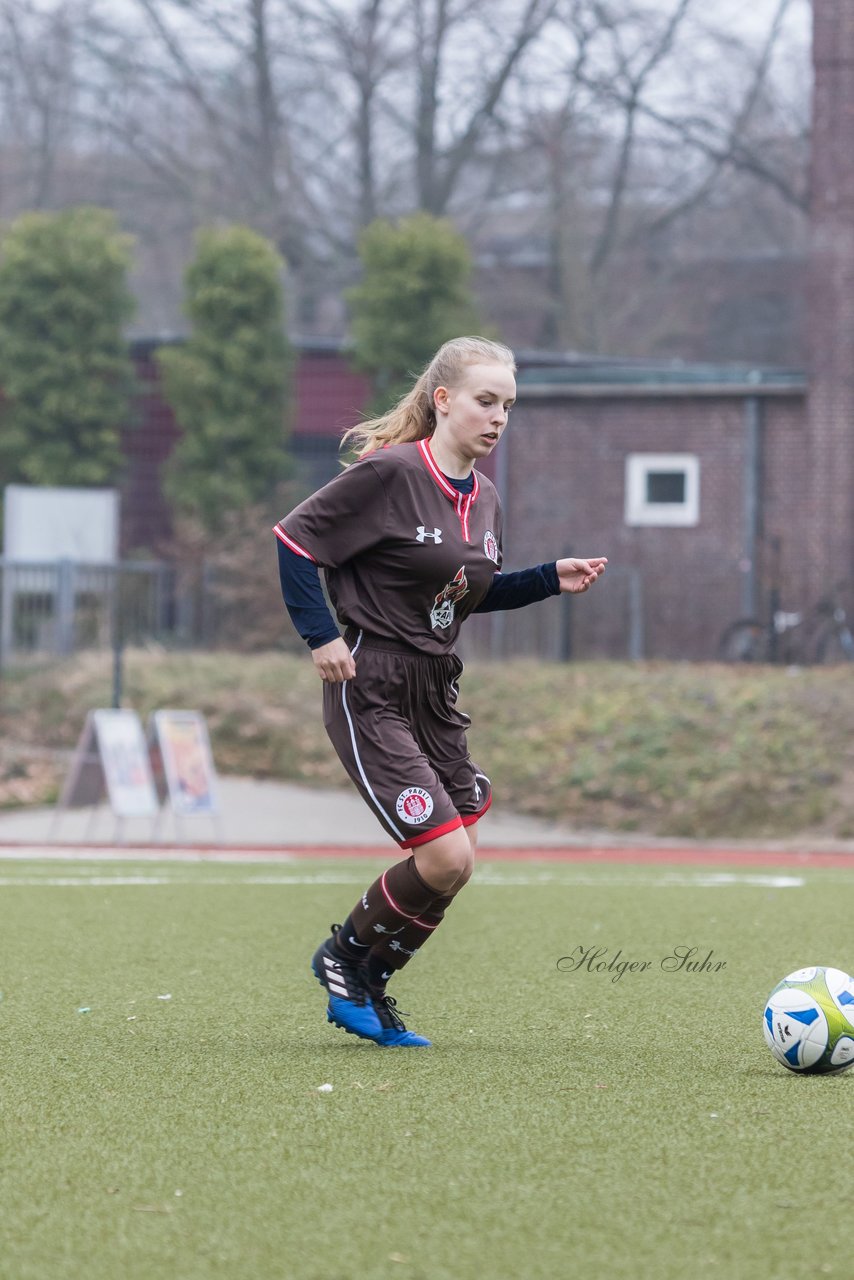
<box><xmin>555</xmin><ymin>556</ymin><xmax>607</xmax><ymax>594</ymax></box>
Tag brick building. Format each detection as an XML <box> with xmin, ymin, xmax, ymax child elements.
<box><xmin>121</xmin><ymin>338</ymin><xmax>372</xmax><ymax>554</ymax></box>
<box><xmin>486</xmin><ymin>0</ymin><xmax>846</xmax><ymax>659</ymax></box>
<box><xmin>807</xmin><ymin>0</ymin><xmax>854</xmax><ymax>588</ymax></box>
<box><xmin>505</xmin><ymin>362</ymin><xmax>806</xmax><ymax>659</ymax></box>
<box><xmin>120</xmin><ymin>1</ymin><xmax>848</xmax><ymax>659</ymax></box>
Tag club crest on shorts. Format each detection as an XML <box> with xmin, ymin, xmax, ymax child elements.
<box><xmin>395</xmin><ymin>786</ymin><xmax>434</xmax><ymax>825</ymax></box>
<box><xmin>483</xmin><ymin>530</ymin><xmax>499</xmax><ymax>563</ymax></box>
<box><xmin>430</xmin><ymin>566</ymin><xmax>469</xmax><ymax>630</ymax></box>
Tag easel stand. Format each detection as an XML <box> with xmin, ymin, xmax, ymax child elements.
<box><xmin>147</xmin><ymin>709</ymin><xmax>223</xmax><ymax>844</ymax></box>
<box><xmin>54</xmin><ymin>708</ymin><xmax>224</xmax><ymax>846</ymax></box>
<box><xmin>51</xmin><ymin>709</ymin><xmax>159</xmax><ymax>843</ymax></box>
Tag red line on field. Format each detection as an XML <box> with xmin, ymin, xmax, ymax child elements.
<box><xmin>0</xmin><ymin>841</ymin><xmax>853</xmax><ymax>868</ymax></box>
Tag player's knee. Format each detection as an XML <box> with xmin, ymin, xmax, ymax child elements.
<box><xmin>445</xmin><ymin>828</ymin><xmax>477</xmax><ymax>891</ymax></box>
<box><xmin>452</xmin><ymin>855</ymin><xmax>475</xmax><ymax>891</ymax></box>
<box><xmin>413</xmin><ymin>828</ymin><xmax>472</xmax><ymax>891</ymax></box>
<box><xmin>439</xmin><ymin>822</ymin><xmax>478</xmax><ymax>890</ymax></box>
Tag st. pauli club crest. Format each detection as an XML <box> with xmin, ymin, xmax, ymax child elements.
<box><xmin>395</xmin><ymin>787</ymin><xmax>434</xmax><ymax>825</ymax></box>
<box><xmin>483</xmin><ymin>530</ymin><xmax>499</xmax><ymax>563</ymax></box>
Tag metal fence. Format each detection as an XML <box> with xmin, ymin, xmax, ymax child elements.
<box><xmin>0</xmin><ymin>556</ymin><xmax>312</xmax><ymax>662</ymax></box>
<box><xmin>0</xmin><ymin>559</ymin><xmax>177</xmax><ymax>663</ymax></box>
<box><xmin>0</xmin><ymin>558</ymin><xmax>646</xmax><ymax>664</ymax></box>
<box><xmin>461</xmin><ymin>566</ymin><xmax>645</xmax><ymax>661</ymax></box>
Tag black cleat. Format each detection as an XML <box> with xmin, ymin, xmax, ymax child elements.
<box><xmin>311</xmin><ymin>926</ymin><xmax>383</xmax><ymax>1042</ymax></box>
<box><xmin>369</xmin><ymin>990</ymin><xmax>432</xmax><ymax>1048</ymax></box>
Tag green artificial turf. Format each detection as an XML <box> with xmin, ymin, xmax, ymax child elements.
<box><xmin>1</xmin><ymin>856</ymin><xmax>852</xmax><ymax>1280</ymax></box>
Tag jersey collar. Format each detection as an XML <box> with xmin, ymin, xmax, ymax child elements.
<box><xmin>417</xmin><ymin>437</ymin><xmax>480</xmax><ymax>543</ymax></box>
<box><xmin>417</xmin><ymin>437</ymin><xmax>480</xmax><ymax>504</ymax></box>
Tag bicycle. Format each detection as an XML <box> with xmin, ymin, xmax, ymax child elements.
<box><xmin>718</xmin><ymin>583</ymin><xmax>854</xmax><ymax>664</ymax></box>
<box><xmin>810</xmin><ymin>594</ymin><xmax>854</xmax><ymax>663</ymax></box>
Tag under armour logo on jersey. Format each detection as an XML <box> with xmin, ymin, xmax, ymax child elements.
<box><xmin>416</xmin><ymin>525</ymin><xmax>443</xmax><ymax>543</ymax></box>
<box><xmin>372</xmin><ymin>922</ymin><xmax>405</xmax><ymax>935</ymax></box>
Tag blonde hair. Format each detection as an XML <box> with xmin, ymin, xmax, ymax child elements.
<box><xmin>342</xmin><ymin>335</ymin><xmax>516</xmax><ymax>458</ymax></box>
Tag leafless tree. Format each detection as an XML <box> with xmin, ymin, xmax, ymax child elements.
<box><xmin>0</xmin><ymin>0</ymin><xmax>810</xmax><ymax>352</ymax></box>
<box><xmin>75</xmin><ymin>0</ymin><xmax>565</xmax><ymax>322</ymax></box>
<box><xmin>80</xmin><ymin>0</ymin><xmax>310</xmax><ymax>261</ymax></box>
<box><xmin>408</xmin><ymin>0</ymin><xmax>559</xmax><ymax>213</ymax></box>
<box><xmin>288</xmin><ymin>0</ymin><xmax>409</xmax><ymax>230</ymax></box>
<box><xmin>0</xmin><ymin>0</ymin><xmax>81</xmax><ymax>210</ymax></box>
<box><xmin>484</xmin><ymin>0</ymin><xmax>809</xmax><ymax>350</ymax></box>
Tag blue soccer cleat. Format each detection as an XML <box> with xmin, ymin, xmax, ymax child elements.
<box><xmin>371</xmin><ymin>993</ymin><xmax>432</xmax><ymax>1048</ymax></box>
<box><xmin>311</xmin><ymin>929</ymin><xmax>383</xmax><ymax>1042</ymax></box>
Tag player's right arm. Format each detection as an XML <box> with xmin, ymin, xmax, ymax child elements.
<box><xmin>275</xmin><ymin>537</ymin><xmax>356</xmax><ymax>682</ymax></box>
<box><xmin>273</xmin><ymin>459</ymin><xmax>389</xmax><ymax>682</ymax></box>
<box><xmin>310</xmin><ymin>636</ymin><xmax>356</xmax><ymax>683</ymax></box>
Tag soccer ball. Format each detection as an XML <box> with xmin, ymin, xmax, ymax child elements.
<box><xmin>762</xmin><ymin>966</ymin><xmax>854</xmax><ymax>1074</ymax></box>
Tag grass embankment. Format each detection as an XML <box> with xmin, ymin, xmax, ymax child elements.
<box><xmin>2</xmin><ymin>650</ymin><xmax>854</xmax><ymax>839</ymax></box>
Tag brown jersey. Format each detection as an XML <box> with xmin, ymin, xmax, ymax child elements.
<box><xmin>276</xmin><ymin>438</ymin><xmax>503</xmax><ymax>654</ymax></box>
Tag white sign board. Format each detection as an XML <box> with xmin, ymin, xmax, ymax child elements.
<box><xmin>58</xmin><ymin>709</ymin><xmax>159</xmax><ymax>818</ymax></box>
<box><xmin>150</xmin><ymin>710</ymin><xmax>219</xmax><ymax>816</ymax></box>
<box><xmin>3</xmin><ymin>485</ymin><xmax>119</xmax><ymax>562</ymax></box>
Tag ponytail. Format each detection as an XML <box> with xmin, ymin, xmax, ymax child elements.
<box><xmin>342</xmin><ymin>335</ymin><xmax>516</xmax><ymax>459</ymax></box>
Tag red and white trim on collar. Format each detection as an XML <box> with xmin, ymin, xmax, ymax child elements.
<box><xmin>417</xmin><ymin>438</ymin><xmax>480</xmax><ymax>543</ymax></box>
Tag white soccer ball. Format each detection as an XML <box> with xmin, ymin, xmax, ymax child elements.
<box><xmin>762</xmin><ymin>966</ymin><xmax>854</xmax><ymax>1074</ymax></box>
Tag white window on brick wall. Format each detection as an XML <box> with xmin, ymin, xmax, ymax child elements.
<box><xmin>624</xmin><ymin>454</ymin><xmax>700</xmax><ymax>527</ymax></box>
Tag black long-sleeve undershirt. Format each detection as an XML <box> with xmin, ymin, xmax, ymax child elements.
<box><xmin>276</xmin><ymin>539</ymin><xmax>560</xmax><ymax>650</ymax></box>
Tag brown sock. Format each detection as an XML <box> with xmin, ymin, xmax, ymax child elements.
<box><xmin>348</xmin><ymin>855</ymin><xmax>440</xmax><ymax>946</ymax></box>
<box><xmin>365</xmin><ymin>891</ymin><xmax>456</xmax><ymax>990</ymax></box>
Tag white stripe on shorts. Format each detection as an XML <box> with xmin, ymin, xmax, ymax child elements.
<box><xmin>341</xmin><ymin>630</ymin><xmax>406</xmax><ymax>841</ymax></box>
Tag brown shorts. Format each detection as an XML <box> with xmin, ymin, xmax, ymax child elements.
<box><xmin>322</xmin><ymin>630</ymin><xmax>492</xmax><ymax>848</ymax></box>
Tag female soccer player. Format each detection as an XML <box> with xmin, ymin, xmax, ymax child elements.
<box><xmin>275</xmin><ymin>336</ymin><xmax>606</xmax><ymax>1047</ymax></box>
